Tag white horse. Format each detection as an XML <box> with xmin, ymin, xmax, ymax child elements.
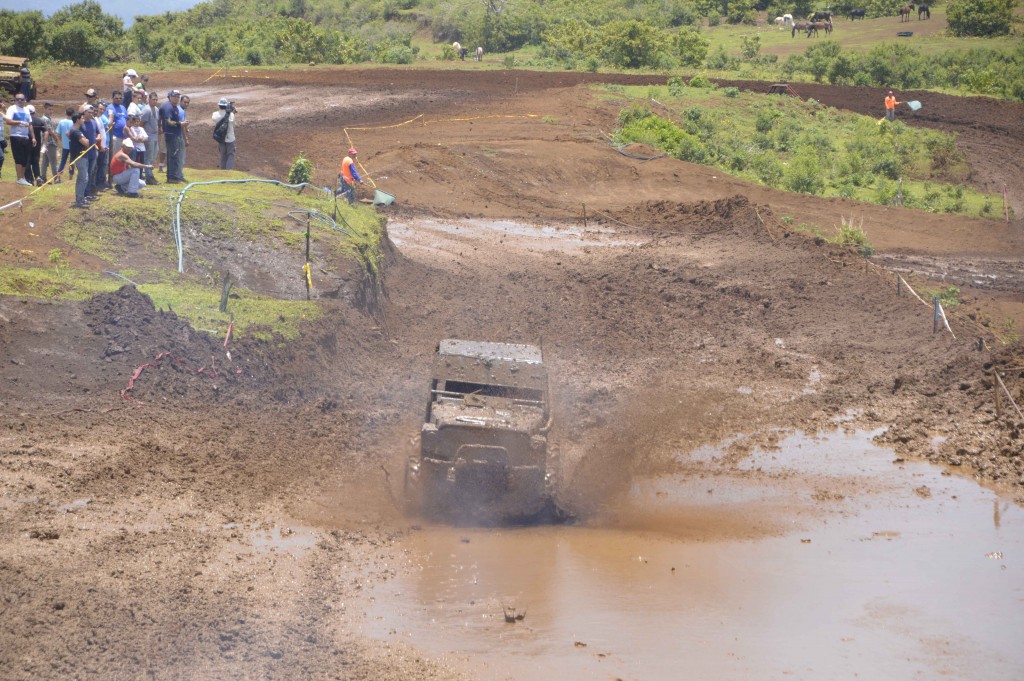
<box><xmin>783</xmin><ymin>13</ymin><xmax>794</xmax><ymax>26</ymax></box>
<box><xmin>476</xmin><ymin>46</ymin><xmax>483</xmax><ymax>61</ymax></box>
<box><xmin>775</xmin><ymin>16</ymin><xmax>785</xmax><ymax>28</ymax></box>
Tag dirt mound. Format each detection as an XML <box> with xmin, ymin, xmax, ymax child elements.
<box><xmin>608</xmin><ymin>195</ymin><xmax>774</xmax><ymax>237</ymax></box>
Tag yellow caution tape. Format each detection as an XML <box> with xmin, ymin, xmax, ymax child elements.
<box><xmin>303</xmin><ymin>262</ymin><xmax>312</xmax><ymax>289</ymax></box>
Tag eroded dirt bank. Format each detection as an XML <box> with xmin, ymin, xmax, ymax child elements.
<box><xmin>1</xmin><ymin>67</ymin><xmax>1023</xmax><ymax>678</ymax></box>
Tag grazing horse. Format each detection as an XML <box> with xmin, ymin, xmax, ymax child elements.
<box><xmin>806</xmin><ymin>21</ymin><xmax>832</xmax><ymax>37</ymax></box>
<box><xmin>792</xmin><ymin>20</ymin><xmax>811</xmax><ymax>37</ymax></box>
<box><xmin>783</xmin><ymin>13</ymin><xmax>794</xmax><ymax>26</ymax></box>
<box><xmin>917</xmin><ymin>4</ymin><xmax>930</xmax><ymax>19</ymax></box>
<box><xmin>476</xmin><ymin>46</ymin><xmax>484</xmax><ymax>61</ymax></box>
<box><xmin>898</xmin><ymin>3</ymin><xmax>914</xmax><ymax>22</ymax></box>
<box><xmin>810</xmin><ymin>11</ymin><xmax>832</xmax><ymax>22</ymax></box>
<box><xmin>849</xmin><ymin>8</ymin><xmax>866</xmax><ymax>20</ymax></box>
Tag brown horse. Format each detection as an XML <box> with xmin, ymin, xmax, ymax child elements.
<box><xmin>806</xmin><ymin>21</ymin><xmax>833</xmax><ymax>37</ymax></box>
<box><xmin>899</xmin><ymin>3</ymin><xmax>915</xmax><ymax>21</ymax></box>
<box><xmin>791</xmin><ymin>20</ymin><xmax>811</xmax><ymax>37</ymax></box>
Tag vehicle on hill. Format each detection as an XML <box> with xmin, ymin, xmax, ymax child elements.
<box><xmin>405</xmin><ymin>339</ymin><xmax>556</xmax><ymax>524</ymax></box>
<box><xmin>0</xmin><ymin>57</ymin><xmax>34</xmax><ymax>100</ymax></box>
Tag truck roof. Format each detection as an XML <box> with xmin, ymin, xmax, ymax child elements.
<box><xmin>438</xmin><ymin>339</ymin><xmax>543</xmax><ymax>365</ymax></box>
<box><xmin>433</xmin><ymin>339</ymin><xmax>547</xmax><ymax>392</ymax></box>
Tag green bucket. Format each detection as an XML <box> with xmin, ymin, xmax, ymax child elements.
<box><xmin>373</xmin><ymin>189</ymin><xmax>396</xmax><ymax>206</ymax></box>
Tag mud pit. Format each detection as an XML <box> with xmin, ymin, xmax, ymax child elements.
<box><xmin>2</xmin><ymin>67</ymin><xmax>1024</xmax><ymax>679</ymax></box>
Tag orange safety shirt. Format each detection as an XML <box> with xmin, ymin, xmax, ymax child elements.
<box><xmin>339</xmin><ymin>156</ymin><xmax>360</xmax><ymax>184</ymax></box>
<box><xmin>885</xmin><ymin>95</ymin><xmax>899</xmax><ymax>111</ymax></box>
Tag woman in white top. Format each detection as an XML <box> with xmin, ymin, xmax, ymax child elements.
<box><xmin>122</xmin><ymin>69</ymin><xmax>138</xmax><ymax>101</ymax></box>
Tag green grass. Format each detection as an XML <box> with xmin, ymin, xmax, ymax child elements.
<box><xmin>138</xmin><ymin>279</ymin><xmax>322</xmax><ymax>341</ymax></box>
<box><xmin>607</xmin><ymin>83</ymin><xmax>1007</xmax><ymax>219</ymax></box>
<box><xmin>0</xmin><ymin>266</ymin><xmax>121</xmax><ymax>299</ymax></box>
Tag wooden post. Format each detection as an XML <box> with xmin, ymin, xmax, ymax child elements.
<box><xmin>1004</xmin><ymin>185</ymin><xmax>1010</xmax><ymax>223</ymax></box>
<box><xmin>305</xmin><ymin>215</ymin><xmax>311</xmax><ymax>301</ymax></box>
<box><xmin>582</xmin><ymin>203</ymin><xmax>588</xmax><ymax>229</ymax></box>
<box><xmin>896</xmin><ymin>273</ymin><xmax>902</xmax><ymax>296</ymax></box>
<box><xmin>994</xmin><ymin>373</ymin><xmax>1002</xmax><ymax>418</ymax></box>
<box><xmin>978</xmin><ymin>337</ymin><xmax>985</xmax><ymax>352</ymax></box>
<box><xmin>219</xmin><ymin>273</ymin><xmax>232</xmax><ymax>313</ymax></box>
<box><xmin>933</xmin><ymin>296</ymin><xmax>940</xmax><ymax>334</ymax></box>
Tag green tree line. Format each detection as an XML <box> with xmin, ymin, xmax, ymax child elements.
<box><xmin>1</xmin><ymin>0</ymin><xmax>1018</xmax><ymax>98</ymax></box>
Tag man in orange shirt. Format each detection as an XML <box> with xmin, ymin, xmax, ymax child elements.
<box><xmin>338</xmin><ymin>147</ymin><xmax>364</xmax><ymax>204</ymax></box>
<box><xmin>884</xmin><ymin>90</ymin><xmax>901</xmax><ymax>122</ymax></box>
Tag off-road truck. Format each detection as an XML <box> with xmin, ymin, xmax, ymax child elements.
<box><xmin>406</xmin><ymin>339</ymin><xmax>555</xmax><ymax>523</ymax></box>
<box><xmin>0</xmin><ymin>57</ymin><xmax>34</xmax><ymax>100</ymax></box>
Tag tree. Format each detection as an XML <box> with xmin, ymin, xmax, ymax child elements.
<box><xmin>947</xmin><ymin>0</ymin><xmax>1016</xmax><ymax>37</ymax></box>
<box><xmin>47</xmin><ymin>20</ymin><xmax>108</xmax><ymax>67</ymax></box>
<box><xmin>727</xmin><ymin>0</ymin><xmax>758</xmax><ymax>24</ymax></box>
<box><xmin>48</xmin><ymin>0</ymin><xmax>124</xmax><ymax>42</ymax></box>
<box><xmin>599</xmin><ymin>20</ymin><xmax>670</xmax><ymax>69</ymax></box>
<box><xmin>674</xmin><ymin>27</ymin><xmax>709</xmax><ymax>67</ymax></box>
<box><xmin>0</xmin><ymin>10</ymin><xmax>47</xmax><ymax>60</ymax></box>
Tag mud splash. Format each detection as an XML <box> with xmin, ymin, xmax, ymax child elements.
<box><xmin>363</xmin><ymin>430</ymin><xmax>1023</xmax><ymax>680</ymax></box>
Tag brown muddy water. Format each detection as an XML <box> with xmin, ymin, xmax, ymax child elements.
<box><xmin>362</xmin><ymin>430</ymin><xmax>1023</xmax><ymax>681</ymax></box>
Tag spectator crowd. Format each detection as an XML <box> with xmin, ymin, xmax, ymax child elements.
<box><xmin>2</xmin><ymin>69</ymin><xmax>238</xmax><ymax>208</ymax></box>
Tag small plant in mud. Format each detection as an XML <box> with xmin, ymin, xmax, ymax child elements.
<box><xmin>780</xmin><ymin>215</ymin><xmax>794</xmax><ymax>225</ymax></box>
<box><xmin>48</xmin><ymin>248</ymin><xmax>68</xmax><ymax>278</ymax></box>
<box><xmin>828</xmin><ymin>217</ymin><xmax>873</xmax><ymax>257</ymax></box>
<box><xmin>920</xmin><ymin>285</ymin><xmax>962</xmax><ymax>310</ymax></box>
<box><xmin>287</xmin><ymin>154</ymin><xmax>314</xmax><ymax>185</ymax></box>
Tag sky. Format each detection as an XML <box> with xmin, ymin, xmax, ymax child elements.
<box><xmin>0</xmin><ymin>0</ymin><xmax>202</xmax><ymax>26</ymax></box>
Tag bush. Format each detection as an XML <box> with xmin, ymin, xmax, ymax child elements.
<box><xmin>784</xmin><ymin>149</ymin><xmax>825</xmax><ymax>195</ymax></box>
<box><xmin>750</xmin><ymin>153</ymin><xmax>784</xmax><ymax>187</ymax></box>
<box><xmin>287</xmin><ymin>154</ymin><xmax>314</xmax><ymax>185</ymax></box>
<box><xmin>829</xmin><ymin>219</ymin><xmax>874</xmax><ymax>257</ymax></box>
<box><xmin>947</xmin><ymin>0</ymin><xmax>1015</xmax><ymax>37</ymax></box>
<box><xmin>674</xmin><ymin>27</ymin><xmax>709</xmax><ymax>67</ymax></box>
<box><xmin>688</xmin><ymin>74</ymin><xmax>712</xmax><ymax>88</ymax></box>
<box><xmin>724</xmin><ymin>87</ymin><xmax>739</xmax><ymax>98</ymax></box>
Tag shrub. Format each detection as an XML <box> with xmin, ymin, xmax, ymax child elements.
<box><xmin>668</xmin><ymin>76</ymin><xmax>685</xmax><ymax>96</ymax></box>
<box><xmin>688</xmin><ymin>74</ymin><xmax>712</xmax><ymax>88</ymax></box>
<box><xmin>674</xmin><ymin>27</ymin><xmax>709</xmax><ymax>67</ymax></box>
<box><xmin>750</xmin><ymin>153</ymin><xmax>784</xmax><ymax>187</ymax></box>
<box><xmin>829</xmin><ymin>219</ymin><xmax>874</xmax><ymax>258</ymax></box>
<box><xmin>784</xmin><ymin>149</ymin><xmax>825</xmax><ymax>195</ymax></box>
<box><xmin>287</xmin><ymin>154</ymin><xmax>314</xmax><ymax>185</ymax></box>
<box><xmin>724</xmin><ymin>87</ymin><xmax>739</xmax><ymax>98</ymax></box>
<box><xmin>947</xmin><ymin>0</ymin><xmax>1015</xmax><ymax>37</ymax></box>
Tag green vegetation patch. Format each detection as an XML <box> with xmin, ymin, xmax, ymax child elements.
<box><xmin>138</xmin><ymin>280</ymin><xmax>322</xmax><ymax>341</ymax></box>
<box><xmin>0</xmin><ymin>265</ymin><xmax>120</xmax><ymax>300</ymax></box>
<box><xmin>610</xmin><ymin>85</ymin><xmax>1005</xmax><ymax>218</ymax></box>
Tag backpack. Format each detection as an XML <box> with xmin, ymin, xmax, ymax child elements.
<box><xmin>212</xmin><ymin>113</ymin><xmax>230</xmax><ymax>143</ymax></box>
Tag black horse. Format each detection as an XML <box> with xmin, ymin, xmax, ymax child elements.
<box><xmin>810</xmin><ymin>10</ymin><xmax>832</xmax><ymax>22</ymax></box>
<box><xmin>848</xmin><ymin>8</ymin><xmax>866</xmax><ymax>20</ymax></box>
<box><xmin>918</xmin><ymin>4</ymin><xmax>930</xmax><ymax>19</ymax></box>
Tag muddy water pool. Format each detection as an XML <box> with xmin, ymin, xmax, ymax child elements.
<box><xmin>362</xmin><ymin>430</ymin><xmax>1023</xmax><ymax>680</ymax></box>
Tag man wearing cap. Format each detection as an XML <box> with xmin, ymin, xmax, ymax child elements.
<box><xmin>212</xmin><ymin>97</ymin><xmax>237</xmax><ymax>170</ymax></box>
<box><xmin>122</xmin><ymin>69</ymin><xmax>139</xmax><ymax>101</ymax></box>
<box><xmin>337</xmin><ymin>148</ymin><xmax>365</xmax><ymax>204</ymax></box>
<box><xmin>159</xmin><ymin>90</ymin><xmax>186</xmax><ymax>183</ymax></box>
<box><xmin>3</xmin><ymin>93</ymin><xmax>35</xmax><ymax>186</ymax></box>
<box><xmin>68</xmin><ymin>105</ymin><xmax>99</xmax><ymax>208</ymax></box>
<box><xmin>109</xmin><ymin>138</ymin><xmax>151</xmax><ymax>197</ymax></box>
<box><xmin>83</xmin><ymin>88</ymin><xmax>99</xmax><ymax>108</ymax></box>
<box><xmin>884</xmin><ymin>90</ymin><xmax>901</xmax><ymax>122</ymax></box>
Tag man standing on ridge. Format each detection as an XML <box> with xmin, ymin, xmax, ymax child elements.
<box><xmin>212</xmin><ymin>97</ymin><xmax>237</xmax><ymax>170</ymax></box>
<box><xmin>884</xmin><ymin>90</ymin><xmax>901</xmax><ymax>122</ymax></box>
<box><xmin>159</xmin><ymin>90</ymin><xmax>186</xmax><ymax>183</ymax></box>
<box><xmin>338</xmin><ymin>147</ymin><xmax>364</xmax><ymax>204</ymax></box>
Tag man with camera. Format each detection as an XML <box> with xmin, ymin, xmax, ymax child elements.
<box><xmin>212</xmin><ymin>98</ymin><xmax>237</xmax><ymax>170</ymax></box>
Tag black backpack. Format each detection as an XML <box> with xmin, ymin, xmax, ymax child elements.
<box><xmin>212</xmin><ymin>113</ymin><xmax>230</xmax><ymax>143</ymax></box>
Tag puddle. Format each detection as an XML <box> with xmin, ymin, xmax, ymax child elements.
<box><xmin>249</xmin><ymin>525</ymin><xmax>318</xmax><ymax>555</ymax></box>
<box><xmin>363</xmin><ymin>430</ymin><xmax>1023</xmax><ymax>680</ymax></box>
<box><xmin>388</xmin><ymin>217</ymin><xmax>643</xmax><ymax>256</ymax></box>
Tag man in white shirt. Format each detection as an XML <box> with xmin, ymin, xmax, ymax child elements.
<box><xmin>3</xmin><ymin>94</ymin><xmax>35</xmax><ymax>185</ymax></box>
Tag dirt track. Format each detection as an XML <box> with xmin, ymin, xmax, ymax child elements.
<box><xmin>1</xmin><ymin>67</ymin><xmax>1023</xmax><ymax>678</ymax></box>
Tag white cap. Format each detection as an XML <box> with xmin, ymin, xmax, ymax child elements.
<box><xmin>126</xmin><ymin>69</ymin><xmax>138</xmax><ymax>77</ymax></box>
<box><xmin>121</xmin><ymin>138</ymin><xmax>134</xmax><ymax>149</ymax></box>
<box><xmin>218</xmin><ymin>97</ymin><xmax>229</xmax><ymax>107</ymax></box>
<box><xmin>26</xmin><ymin>104</ymin><xmax>34</xmax><ymax>113</ymax></box>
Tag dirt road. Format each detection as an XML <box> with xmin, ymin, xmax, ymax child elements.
<box><xmin>1</xmin><ymin>67</ymin><xmax>1022</xmax><ymax>678</ymax></box>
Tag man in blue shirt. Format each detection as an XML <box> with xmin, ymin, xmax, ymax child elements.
<box><xmin>159</xmin><ymin>90</ymin><xmax>186</xmax><ymax>183</ymax></box>
<box><xmin>90</xmin><ymin>103</ymin><xmax>111</xmax><ymax>195</ymax></box>
<box><xmin>69</xmin><ymin>105</ymin><xmax>99</xmax><ymax>208</ymax></box>
<box><xmin>104</xmin><ymin>90</ymin><xmax>128</xmax><ymax>156</ymax></box>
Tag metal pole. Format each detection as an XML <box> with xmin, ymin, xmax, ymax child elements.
<box><xmin>305</xmin><ymin>215</ymin><xmax>311</xmax><ymax>301</ymax></box>
<box><xmin>933</xmin><ymin>297</ymin><xmax>940</xmax><ymax>334</ymax></box>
